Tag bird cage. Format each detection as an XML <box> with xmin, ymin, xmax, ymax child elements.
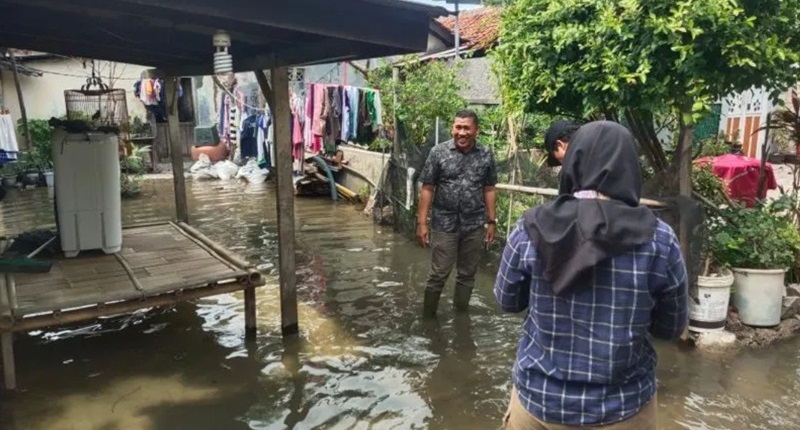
<box><xmin>64</xmin><ymin>74</ymin><xmax>129</xmax><ymax>130</ymax></box>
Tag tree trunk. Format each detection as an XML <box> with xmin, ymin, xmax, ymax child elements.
<box><xmin>624</xmin><ymin>109</ymin><xmax>669</xmax><ymax>173</ymax></box>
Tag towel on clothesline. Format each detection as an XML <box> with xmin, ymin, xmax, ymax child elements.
<box><xmin>0</xmin><ymin>114</ymin><xmax>20</xmax><ymax>154</ymax></box>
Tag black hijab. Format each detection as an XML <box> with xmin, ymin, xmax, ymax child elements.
<box><xmin>522</xmin><ymin>121</ymin><xmax>657</xmax><ymax>295</ymax></box>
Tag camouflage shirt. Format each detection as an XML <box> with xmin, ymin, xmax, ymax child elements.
<box><xmin>419</xmin><ymin>140</ymin><xmax>497</xmax><ymax>233</ymax></box>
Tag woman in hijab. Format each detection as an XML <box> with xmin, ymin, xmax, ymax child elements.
<box><xmin>495</xmin><ymin>121</ymin><xmax>688</xmax><ymax>430</ymax></box>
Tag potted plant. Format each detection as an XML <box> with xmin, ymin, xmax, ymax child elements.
<box><xmin>709</xmin><ymin>196</ymin><xmax>800</xmax><ymax>327</ymax></box>
<box><xmin>688</xmin><ymin>165</ymin><xmax>737</xmax><ymax>332</ymax></box>
<box><xmin>1</xmin><ymin>162</ymin><xmax>18</xmax><ymax>188</ymax></box>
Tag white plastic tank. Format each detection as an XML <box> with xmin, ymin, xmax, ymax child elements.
<box><xmin>52</xmin><ymin>130</ymin><xmax>122</xmax><ymax>258</ymax></box>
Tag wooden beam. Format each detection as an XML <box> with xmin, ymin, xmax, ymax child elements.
<box><xmin>0</xmin><ymin>32</ymin><xmax>172</xmax><ymax>68</ymax></box>
<box><xmin>261</xmin><ymin>66</ymin><xmax>299</xmax><ymax>337</ymax></box>
<box><xmin>244</xmin><ymin>286</ymin><xmax>256</xmax><ymax>340</ymax></box>
<box><xmin>2</xmin><ymin>281</ymin><xmax>259</xmax><ymax>333</ymax></box>
<box><xmin>1</xmin><ymin>0</ymin><xmax>315</xmax><ymax>45</ymax></box>
<box><xmin>494</xmin><ymin>183</ymin><xmax>668</xmax><ymax>208</ymax></box>
<box><xmin>84</xmin><ymin>0</ymin><xmax>431</xmax><ymax>51</ymax></box>
<box><xmin>0</xmin><ymin>30</ymin><xmax>195</xmax><ymax>63</ymax></box>
<box><xmin>1</xmin><ymin>333</ymin><xmax>14</xmax><ymax>390</ymax></box>
<box><xmin>3</xmin><ymin>5</ymin><xmax>218</xmax><ymax>57</ymax></box>
<box><xmin>7</xmin><ymin>50</ymin><xmax>31</xmax><ymax>150</ymax></box>
<box><xmin>172</xmin><ymin>39</ymin><xmax>382</xmax><ymax>77</ymax></box>
<box><xmin>165</xmin><ymin>77</ymin><xmax>189</xmax><ymax>224</ymax></box>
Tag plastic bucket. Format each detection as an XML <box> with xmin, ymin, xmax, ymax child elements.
<box><xmin>732</xmin><ymin>267</ymin><xmax>787</xmax><ymax>327</ymax></box>
<box><xmin>689</xmin><ymin>269</ymin><xmax>734</xmax><ymax>332</ymax></box>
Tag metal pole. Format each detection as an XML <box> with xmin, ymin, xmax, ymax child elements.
<box><xmin>454</xmin><ymin>1</ymin><xmax>461</xmax><ymax>58</ymax></box>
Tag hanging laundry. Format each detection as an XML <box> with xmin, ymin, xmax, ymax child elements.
<box><xmin>0</xmin><ymin>113</ymin><xmax>19</xmax><ymax>163</ymax></box>
<box><xmin>239</xmin><ymin>114</ymin><xmax>260</xmax><ymax>159</ymax></box>
<box><xmin>341</xmin><ymin>88</ymin><xmax>351</xmax><ymax>142</ymax></box>
<box><xmin>348</xmin><ymin>86</ymin><xmax>360</xmax><ymax>141</ymax></box>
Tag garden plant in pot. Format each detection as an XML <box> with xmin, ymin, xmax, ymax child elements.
<box><xmin>689</xmin><ymin>164</ymin><xmax>737</xmax><ymax>332</ymax></box>
<box><xmin>709</xmin><ymin>197</ymin><xmax>800</xmax><ymax>327</ymax></box>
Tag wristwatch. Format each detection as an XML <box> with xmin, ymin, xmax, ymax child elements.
<box><xmin>486</xmin><ymin>219</ymin><xmax>497</xmax><ymax>225</ymax></box>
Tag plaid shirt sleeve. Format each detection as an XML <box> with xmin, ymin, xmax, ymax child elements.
<box><xmin>649</xmin><ymin>229</ymin><xmax>689</xmax><ymax>340</ymax></box>
<box><xmin>494</xmin><ymin>224</ymin><xmax>531</xmax><ymax>313</ymax></box>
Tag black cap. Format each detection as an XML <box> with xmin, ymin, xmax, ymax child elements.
<box><xmin>544</xmin><ymin>120</ymin><xmax>581</xmax><ymax>167</ymax></box>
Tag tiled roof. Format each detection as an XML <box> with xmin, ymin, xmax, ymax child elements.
<box><xmin>436</xmin><ymin>7</ymin><xmax>501</xmax><ymax>51</ymax></box>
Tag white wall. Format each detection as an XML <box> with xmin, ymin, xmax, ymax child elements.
<box><xmin>0</xmin><ymin>57</ymin><xmax>149</xmax><ymax>123</ymax></box>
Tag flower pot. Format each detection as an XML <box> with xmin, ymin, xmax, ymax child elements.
<box><xmin>23</xmin><ymin>172</ymin><xmax>40</xmax><ymax>186</ymax></box>
<box><xmin>43</xmin><ymin>171</ymin><xmax>54</xmax><ymax>188</ymax></box>
<box><xmin>689</xmin><ymin>268</ymin><xmax>734</xmax><ymax>333</ymax></box>
<box><xmin>732</xmin><ymin>267</ymin><xmax>787</xmax><ymax>327</ymax></box>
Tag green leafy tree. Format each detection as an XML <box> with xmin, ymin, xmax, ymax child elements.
<box><xmin>492</xmin><ymin>0</ymin><xmax>800</xmax><ymax>175</ymax></box>
<box><xmin>370</xmin><ymin>57</ymin><xmax>466</xmax><ymax>147</ymax></box>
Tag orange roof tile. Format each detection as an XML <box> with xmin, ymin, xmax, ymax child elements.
<box><xmin>436</xmin><ymin>7</ymin><xmax>501</xmax><ymax>51</ymax></box>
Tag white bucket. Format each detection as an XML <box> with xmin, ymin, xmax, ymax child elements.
<box><xmin>732</xmin><ymin>267</ymin><xmax>787</xmax><ymax>327</ymax></box>
<box><xmin>689</xmin><ymin>269</ymin><xmax>734</xmax><ymax>333</ymax></box>
<box><xmin>43</xmin><ymin>171</ymin><xmax>54</xmax><ymax>187</ymax></box>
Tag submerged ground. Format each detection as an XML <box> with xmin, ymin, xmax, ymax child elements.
<box><xmin>0</xmin><ymin>178</ymin><xmax>799</xmax><ymax>430</ymax></box>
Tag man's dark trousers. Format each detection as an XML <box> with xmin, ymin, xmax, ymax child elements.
<box><xmin>423</xmin><ymin>227</ymin><xmax>484</xmax><ymax>317</ymax></box>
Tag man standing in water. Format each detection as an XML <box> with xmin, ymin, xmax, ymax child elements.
<box><xmin>417</xmin><ymin>110</ymin><xmax>498</xmax><ymax>317</ymax></box>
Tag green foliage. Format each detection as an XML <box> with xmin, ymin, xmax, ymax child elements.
<box><xmin>368</xmin><ymin>137</ymin><xmax>392</xmax><ymax>152</ymax></box>
<box><xmin>496</xmin><ymin>192</ymin><xmax>547</xmax><ymax>241</ymax></box>
<box><xmin>120</xmin><ymin>144</ymin><xmax>150</xmax><ymax>198</ymax></box>
<box><xmin>494</xmin><ymin>0</ymin><xmax>800</xmax><ymax>118</ymax></box>
<box><xmin>709</xmin><ymin>197</ymin><xmax>800</xmax><ymax>270</ymax></box>
<box><xmin>17</xmin><ymin>119</ymin><xmax>54</xmax><ymax>171</ymax></box>
<box><xmin>694</xmin><ymin>132</ymin><xmax>731</xmax><ymax>159</ymax></box>
<box><xmin>492</xmin><ymin>0</ymin><xmax>800</xmax><ymax>172</ymax></box>
<box><xmin>370</xmin><ymin>57</ymin><xmax>467</xmax><ymax>147</ymax></box>
<box><xmin>692</xmin><ymin>163</ymin><xmax>728</xmax><ymax>207</ymax></box>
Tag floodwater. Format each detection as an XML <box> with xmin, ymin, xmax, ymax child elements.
<box><xmin>1</xmin><ymin>178</ymin><xmax>799</xmax><ymax>430</ymax></box>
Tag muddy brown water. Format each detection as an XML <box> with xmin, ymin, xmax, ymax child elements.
<box><xmin>0</xmin><ymin>179</ymin><xmax>799</xmax><ymax>430</ymax></box>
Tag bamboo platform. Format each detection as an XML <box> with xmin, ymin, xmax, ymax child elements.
<box><xmin>0</xmin><ymin>222</ymin><xmax>263</xmax><ymax>390</ymax></box>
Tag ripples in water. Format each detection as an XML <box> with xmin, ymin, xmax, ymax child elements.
<box><xmin>1</xmin><ymin>179</ymin><xmax>800</xmax><ymax>430</ymax></box>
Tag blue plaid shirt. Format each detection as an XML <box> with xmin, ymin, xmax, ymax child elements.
<box><xmin>495</xmin><ymin>218</ymin><xmax>688</xmax><ymax>426</ymax></box>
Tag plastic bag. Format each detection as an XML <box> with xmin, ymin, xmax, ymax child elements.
<box><xmin>192</xmin><ymin>168</ymin><xmax>217</xmax><ymax>180</ymax></box>
<box><xmin>190</xmin><ymin>153</ymin><xmax>212</xmax><ymax>173</ymax></box>
<box><xmin>236</xmin><ymin>159</ymin><xmax>259</xmax><ymax>179</ymax></box>
<box><xmin>244</xmin><ymin>170</ymin><xmax>269</xmax><ymax>184</ymax></box>
<box><xmin>213</xmin><ymin>160</ymin><xmax>239</xmax><ymax>181</ymax></box>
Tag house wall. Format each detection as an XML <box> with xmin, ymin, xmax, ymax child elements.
<box><xmin>0</xmin><ymin>58</ymin><xmax>149</xmax><ymax>122</ymax></box>
<box><xmin>459</xmin><ymin>56</ymin><xmax>499</xmax><ymax>105</ymax></box>
<box><xmin>339</xmin><ymin>144</ymin><xmax>390</xmax><ymax>189</ymax></box>
<box><xmin>718</xmin><ymin>87</ymin><xmax>775</xmax><ymax>159</ymax></box>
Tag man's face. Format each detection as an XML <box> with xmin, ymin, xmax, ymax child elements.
<box><xmin>451</xmin><ymin>117</ymin><xmax>479</xmax><ymax>150</ymax></box>
<box><xmin>553</xmin><ymin>140</ymin><xmax>568</xmax><ymax>164</ymax></box>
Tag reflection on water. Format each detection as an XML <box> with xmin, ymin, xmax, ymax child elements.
<box><xmin>1</xmin><ymin>179</ymin><xmax>799</xmax><ymax>430</ymax></box>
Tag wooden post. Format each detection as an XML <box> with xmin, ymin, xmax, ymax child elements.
<box><xmin>244</xmin><ymin>287</ymin><xmax>257</xmax><ymax>339</ymax></box>
<box><xmin>262</xmin><ymin>67</ymin><xmax>298</xmax><ymax>337</ymax></box>
<box><xmin>1</xmin><ymin>333</ymin><xmax>15</xmax><ymax>390</ymax></box>
<box><xmin>677</xmin><ymin>115</ymin><xmax>694</xmax><ymax>251</ymax></box>
<box><xmin>165</xmin><ymin>77</ymin><xmax>189</xmax><ymax>224</ymax></box>
<box><xmin>7</xmin><ymin>50</ymin><xmax>32</xmax><ymax>150</ymax></box>
<box><xmin>392</xmin><ymin>67</ymin><xmax>400</xmax><ymax>155</ymax></box>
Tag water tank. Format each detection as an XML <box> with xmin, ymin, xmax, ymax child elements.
<box><xmin>52</xmin><ymin>130</ymin><xmax>122</xmax><ymax>258</ymax></box>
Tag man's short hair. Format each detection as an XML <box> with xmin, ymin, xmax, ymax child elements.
<box><xmin>454</xmin><ymin>109</ymin><xmax>479</xmax><ymax>127</ymax></box>
<box><xmin>544</xmin><ymin>120</ymin><xmax>582</xmax><ymax>167</ymax></box>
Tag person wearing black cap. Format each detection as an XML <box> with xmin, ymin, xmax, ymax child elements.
<box><xmin>543</xmin><ymin>120</ymin><xmax>582</xmax><ymax>167</ymax></box>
